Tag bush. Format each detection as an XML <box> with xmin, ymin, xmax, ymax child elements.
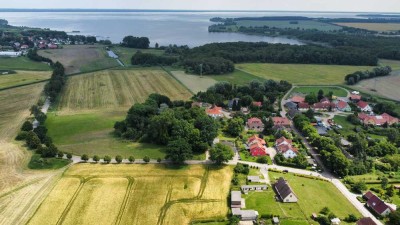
<box><xmin>234</xmin><ymin>163</ymin><xmax>250</xmax><ymax>175</ymax></box>
<box><xmin>66</xmin><ymin>153</ymin><xmax>72</xmax><ymax>160</ymax></box>
<box><xmin>57</xmin><ymin>151</ymin><xmax>64</xmax><ymax>158</ymax></box>
<box><xmin>93</xmin><ymin>155</ymin><xmax>100</xmax><ymax>163</ymax></box>
<box><xmin>143</xmin><ymin>156</ymin><xmax>150</xmax><ymax>163</ymax></box>
<box><xmin>344</xmin><ymin>214</ymin><xmax>358</xmax><ymax>222</ymax></box>
<box><xmin>157</xmin><ymin>157</ymin><xmax>162</xmax><ymax>163</ymax></box>
<box><xmin>15</xmin><ymin>131</ymin><xmax>28</xmax><ymax>140</ymax></box>
<box><xmin>104</xmin><ymin>155</ymin><xmax>111</xmax><ymax>164</ymax></box>
<box><xmin>256</xmin><ymin>156</ymin><xmax>269</xmax><ymax>164</ymax></box>
<box><xmin>81</xmin><ymin>154</ymin><xmax>89</xmax><ymax>162</ymax></box>
<box><xmin>128</xmin><ymin>156</ymin><xmax>135</xmax><ymax>163</ymax></box>
<box><xmin>115</xmin><ymin>155</ymin><xmax>123</xmax><ymax>164</ymax></box>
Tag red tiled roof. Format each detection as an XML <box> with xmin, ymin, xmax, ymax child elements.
<box><xmin>298</xmin><ymin>102</ymin><xmax>310</xmax><ymax>109</ymax></box>
<box><xmin>320</xmin><ymin>97</ymin><xmax>330</xmax><ymax>103</ymax></box>
<box><xmin>252</xmin><ymin>101</ymin><xmax>262</xmax><ymax>107</ymax></box>
<box><xmin>206</xmin><ymin>106</ymin><xmax>222</xmax><ymax>115</ymax></box>
<box><xmin>358</xmin><ymin>113</ymin><xmax>399</xmax><ymax>126</ymax></box>
<box><xmin>248</xmin><ymin>135</ymin><xmax>266</xmax><ymax>145</ymax></box>
<box><xmin>350</xmin><ymin>94</ymin><xmax>362</xmax><ymax>100</ymax></box>
<box><xmin>356</xmin><ymin>217</ymin><xmax>377</xmax><ymax>225</ymax></box>
<box><xmin>247</xmin><ymin>117</ymin><xmax>262</xmax><ymax>124</ymax></box>
<box><xmin>272</xmin><ymin>117</ymin><xmax>291</xmax><ymax>126</ymax></box>
<box><xmin>291</xmin><ymin>96</ymin><xmax>305</xmax><ymax>103</ymax></box>
<box><xmin>357</xmin><ymin>101</ymin><xmax>369</xmax><ymax>109</ymax></box>
<box><xmin>366</xmin><ymin>193</ymin><xmax>393</xmax><ymax>215</ymax></box>
<box><xmin>249</xmin><ymin>142</ymin><xmax>268</xmax><ymax>156</ymax></box>
<box><xmin>337</xmin><ymin>101</ymin><xmax>348</xmax><ymax>109</ymax></box>
<box><xmin>363</xmin><ymin>191</ymin><xmax>374</xmax><ymax>200</ymax></box>
<box><xmin>275</xmin><ymin>137</ymin><xmax>292</xmax><ymax>146</ymax></box>
<box><xmin>313</xmin><ymin>102</ymin><xmax>335</xmax><ymax>109</ymax></box>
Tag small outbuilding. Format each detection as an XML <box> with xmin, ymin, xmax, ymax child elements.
<box><xmin>231</xmin><ymin>191</ymin><xmax>242</xmax><ymax>208</ymax></box>
<box><xmin>331</xmin><ymin>218</ymin><xmax>341</xmax><ymax>225</ymax></box>
<box><xmin>241</xmin><ymin>185</ymin><xmax>268</xmax><ymax>193</ymax></box>
<box><xmin>240</xmin><ymin>210</ymin><xmax>258</xmax><ymax>221</ymax></box>
<box><xmin>272</xmin><ymin>216</ymin><xmax>280</xmax><ymax>224</ymax></box>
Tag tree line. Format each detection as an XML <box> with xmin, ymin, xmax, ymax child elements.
<box><xmin>122</xmin><ymin>36</ymin><xmax>150</xmax><ymax>49</ymax></box>
<box><xmin>345</xmin><ymin>66</ymin><xmax>392</xmax><ymax>85</ymax></box>
<box><xmin>131</xmin><ymin>51</ymin><xmax>178</xmax><ymax>66</ymax></box>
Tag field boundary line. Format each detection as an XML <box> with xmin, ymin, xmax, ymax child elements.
<box><xmin>161</xmin><ymin>66</ymin><xmax>195</xmax><ymax>95</ymax></box>
<box><xmin>197</xmin><ymin>167</ymin><xmax>210</xmax><ymax>199</ymax></box>
<box><xmin>114</xmin><ymin>176</ymin><xmax>135</xmax><ymax>225</ymax></box>
<box><xmin>55</xmin><ymin>177</ymin><xmax>86</xmax><ymax>225</ymax></box>
<box><xmin>0</xmin><ymin>177</ymin><xmax>44</xmax><ymax>199</ymax></box>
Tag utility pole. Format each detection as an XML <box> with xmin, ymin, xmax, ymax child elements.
<box><xmin>200</xmin><ymin>63</ymin><xmax>203</xmax><ymax>78</ymax></box>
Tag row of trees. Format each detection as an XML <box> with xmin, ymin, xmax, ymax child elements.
<box><xmin>183</xmin><ymin>57</ymin><xmax>234</xmax><ymax>75</ymax></box>
<box><xmin>122</xmin><ymin>36</ymin><xmax>150</xmax><ymax>49</ymax></box>
<box><xmin>293</xmin><ymin>114</ymin><xmax>351</xmax><ymax>176</ymax></box>
<box><xmin>27</xmin><ymin>48</ymin><xmax>53</xmax><ymax>64</ymax></box>
<box><xmin>114</xmin><ymin>94</ymin><xmax>219</xmax><ymax>164</ymax></box>
<box><xmin>345</xmin><ymin>66</ymin><xmax>392</xmax><ymax>85</ymax></box>
<box><xmin>131</xmin><ymin>51</ymin><xmax>178</xmax><ymax>66</ymax></box>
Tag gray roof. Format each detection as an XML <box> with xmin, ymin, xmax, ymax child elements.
<box><xmin>287</xmin><ymin>109</ymin><xmax>301</xmax><ymax>119</ymax></box>
<box><xmin>240</xmin><ymin>210</ymin><xmax>258</xmax><ymax>218</ymax></box>
<box><xmin>241</xmin><ymin>185</ymin><xmax>267</xmax><ymax>189</ymax></box>
<box><xmin>231</xmin><ymin>191</ymin><xmax>242</xmax><ymax>202</ymax></box>
<box><xmin>231</xmin><ymin>208</ymin><xmax>242</xmax><ymax>216</ymax></box>
<box><xmin>275</xmin><ymin>177</ymin><xmax>296</xmax><ymax>200</ymax></box>
<box><xmin>247</xmin><ymin>176</ymin><xmax>260</xmax><ymax>181</ymax></box>
<box><xmin>341</xmin><ymin>138</ymin><xmax>351</xmax><ymax>146</ymax></box>
<box><xmin>285</xmin><ymin>101</ymin><xmax>297</xmax><ymax>109</ymax></box>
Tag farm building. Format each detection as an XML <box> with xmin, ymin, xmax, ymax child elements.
<box><xmin>274</xmin><ymin>177</ymin><xmax>298</xmax><ymax>203</ymax></box>
<box><xmin>357</xmin><ymin>101</ymin><xmax>372</xmax><ymax>112</ymax></box>
<box><xmin>272</xmin><ymin>117</ymin><xmax>291</xmax><ymax>129</ymax></box>
<box><xmin>358</xmin><ymin>113</ymin><xmax>399</xmax><ymax>126</ymax></box>
<box><xmin>275</xmin><ymin>137</ymin><xmax>298</xmax><ymax>158</ymax></box>
<box><xmin>247</xmin><ymin>176</ymin><xmax>260</xmax><ymax>183</ymax></box>
<box><xmin>363</xmin><ymin>191</ymin><xmax>394</xmax><ymax>216</ymax></box>
<box><xmin>336</xmin><ymin>100</ymin><xmax>351</xmax><ymax>112</ymax></box>
<box><xmin>247</xmin><ymin>117</ymin><xmax>264</xmax><ymax>132</ymax></box>
<box><xmin>206</xmin><ymin>106</ymin><xmax>223</xmax><ymax>118</ymax></box>
<box><xmin>0</xmin><ymin>51</ymin><xmax>21</xmax><ymax>57</ymax></box>
<box><xmin>290</xmin><ymin>95</ymin><xmax>305</xmax><ymax>104</ymax></box>
<box><xmin>356</xmin><ymin>217</ymin><xmax>377</xmax><ymax>225</ymax></box>
<box><xmin>231</xmin><ymin>191</ymin><xmax>243</xmax><ymax>208</ymax></box>
<box><xmin>241</xmin><ymin>185</ymin><xmax>268</xmax><ymax>193</ymax></box>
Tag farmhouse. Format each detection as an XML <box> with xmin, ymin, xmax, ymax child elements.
<box><xmin>357</xmin><ymin>101</ymin><xmax>372</xmax><ymax>112</ymax></box>
<box><xmin>247</xmin><ymin>117</ymin><xmax>264</xmax><ymax>132</ymax></box>
<box><xmin>312</xmin><ymin>102</ymin><xmax>336</xmax><ymax>111</ymax></box>
<box><xmin>336</xmin><ymin>100</ymin><xmax>351</xmax><ymax>112</ymax></box>
<box><xmin>206</xmin><ymin>106</ymin><xmax>223</xmax><ymax>118</ymax></box>
<box><xmin>298</xmin><ymin>102</ymin><xmax>310</xmax><ymax>111</ymax></box>
<box><xmin>356</xmin><ymin>217</ymin><xmax>377</xmax><ymax>225</ymax></box>
<box><xmin>358</xmin><ymin>113</ymin><xmax>399</xmax><ymax>126</ymax></box>
<box><xmin>275</xmin><ymin>137</ymin><xmax>298</xmax><ymax>158</ymax></box>
<box><xmin>349</xmin><ymin>94</ymin><xmax>362</xmax><ymax>102</ymax></box>
<box><xmin>247</xmin><ymin>176</ymin><xmax>260</xmax><ymax>183</ymax></box>
<box><xmin>241</xmin><ymin>185</ymin><xmax>268</xmax><ymax>193</ymax></box>
<box><xmin>291</xmin><ymin>95</ymin><xmax>305</xmax><ymax>104</ymax></box>
<box><xmin>274</xmin><ymin>177</ymin><xmax>298</xmax><ymax>203</ymax></box>
<box><xmin>231</xmin><ymin>191</ymin><xmax>243</xmax><ymax>208</ymax></box>
<box><xmin>363</xmin><ymin>191</ymin><xmax>394</xmax><ymax>216</ymax></box>
<box><xmin>272</xmin><ymin>117</ymin><xmax>291</xmax><ymax>129</ymax></box>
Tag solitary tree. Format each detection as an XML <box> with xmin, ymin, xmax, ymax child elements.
<box><xmin>209</xmin><ymin>143</ymin><xmax>234</xmax><ymax>165</ymax></box>
<box><xmin>104</xmin><ymin>155</ymin><xmax>111</xmax><ymax>164</ymax></box>
<box><xmin>81</xmin><ymin>154</ymin><xmax>89</xmax><ymax>162</ymax></box>
<box><xmin>66</xmin><ymin>153</ymin><xmax>72</xmax><ymax>160</ymax></box>
<box><xmin>93</xmin><ymin>155</ymin><xmax>100</xmax><ymax>163</ymax></box>
<box><xmin>143</xmin><ymin>156</ymin><xmax>150</xmax><ymax>163</ymax></box>
<box><xmin>128</xmin><ymin>156</ymin><xmax>135</xmax><ymax>163</ymax></box>
<box><xmin>157</xmin><ymin>157</ymin><xmax>162</xmax><ymax>163</ymax></box>
<box><xmin>115</xmin><ymin>155</ymin><xmax>123</xmax><ymax>164</ymax></box>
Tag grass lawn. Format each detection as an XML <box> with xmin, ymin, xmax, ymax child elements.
<box><xmin>45</xmin><ymin>112</ymin><xmax>167</xmax><ymax>158</ymax></box>
<box><xmin>0</xmin><ymin>56</ymin><xmax>51</xmax><ymax>71</ymax></box>
<box><xmin>209</xmin><ymin>69</ymin><xmax>264</xmax><ymax>85</ymax></box>
<box><xmin>290</xmin><ymin>86</ymin><xmax>348</xmax><ymax>97</ymax></box>
<box><xmin>237</xmin><ymin>20</ymin><xmax>341</xmax><ymax>31</ymax></box>
<box><xmin>269</xmin><ymin>171</ymin><xmax>361</xmax><ymax>221</ymax></box>
<box><xmin>239</xmin><ymin>151</ymin><xmax>272</xmax><ymax>164</ymax></box>
<box><xmin>111</xmin><ymin>46</ymin><xmax>165</xmax><ymax>66</ymax></box>
<box><xmin>28</xmin><ymin>154</ymin><xmax>70</xmax><ymax>169</ymax></box>
<box><xmin>0</xmin><ymin>70</ymin><xmax>51</xmax><ymax>89</ymax></box>
<box><xmin>237</xmin><ymin>63</ymin><xmax>375</xmax><ymax>85</ymax></box>
<box><xmin>169</xmin><ymin>70</ymin><xmax>217</xmax><ymax>94</ymax></box>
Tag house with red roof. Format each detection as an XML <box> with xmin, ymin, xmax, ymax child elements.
<box><xmin>363</xmin><ymin>191</ymin><xmax>394</xmax><ymax>216</ymax></box>
<box><xmin>247</xmin><ymin>135</ymin><xmax>267</xmax><ymax>156</ymax></box>
<box><xmin>357</xmin><ymin>101</ymin><xmax>372</xmax><ymax>112</ymax></box>
<box><xmin>298</xmin><ymin>102</ymin><xmax>310</xmax><ymax>112</ymax></box>
<box><xmin>48</xmin><ymin>44</ymin><xmax>58</xmax><ymax>49</ymax></box>
<box><xmin>358</xmin><ymin>113</ymin><xmax>399</xmax><ymax>126</ymax></box>
<box><xmin>350</xmin><ymin>94</ymin><xmax>362</xmax><ymax>102</ymax></box>
<box><xmin>356</xmin><ymin>217</ymin><xmax>377</xmax><ymax>225</ymax></box>
<box><xmin>247</xmin><ymin>117</ymin><xmax>264</xmax><ymax>132</ymax></box>
<box><xmin>275</xmin><ymin>137</ymin><xmax>298</xmax><ymax>158</ymax></box>
<box><xmin>312</xmin><ymin>102</ymin><xmax>336</xmax><ymax>112</ymax></box>
<box><xmin>336</xmin><ymin>100</ymin><xmax>351</xmax><ymax>112</ymax></box>
<box><xmin>206</xmin><ymin>106</ymin><xmax>223</xmax><ymax>119</ymax></box>
<box><xmin>320</xmin><ymin>97</ymin><xmax>330</xmax><ymax>104</ymax></box>
<box><xmin>272</xmin><ymin>117</ymin><xmax>291</xmax><ymax>129</ymax></box>
<box><xmin>290</xmin><ymin>96</ymin><xmax>305</xmax><ymax>104</ymax></box>
<box><xmin>252</xmin><ymin>101</ymin><xmax>262</xmax><ymax>107</ymax></box>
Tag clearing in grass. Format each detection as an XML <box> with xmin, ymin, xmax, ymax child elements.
<box><xmin>58</xmin><ymin>69</ymin><xmax>192</xmax><ymax>112</ymax></box>
<box><xmin>170</xmin><ymin>70</ymin><xmax>217</xmax><ymax>94</ymax></box>
<box><xmin>38</xmin><ymin>45</ymin><xmax>120</xmax><ymax>74</ymax></box>
<box><xmin>0</xmin><ymin>56</ymin><xmax>51</xmax><ymax>71</ymax></box>
<box><xmin>28</xmin><ymin>164</ymin><xmax>233</xmax><ymax>225</ymax></box>
<box><xmin>0</xmin><ymin>70</ymin><xmax>51</xmax><ymax>89</ymax></box>
<box><xmin>237</xmin><ymin>63</ymin><xmax>375</xmax><ymax>85</ymax></box>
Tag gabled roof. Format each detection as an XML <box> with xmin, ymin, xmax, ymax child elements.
<box><xmin>350</xmin><ymin>94</ymin><xmax>362</xmax><ymax>100</ymax></box>
<box><xmin>275</xmin><ymin>136</ymin><xmax>292</xmax><ymax>146</ymax></box>
<box><xmin>247</xmin><ymin>117</ymin><xmax>262</xmax><ymax>125</ymax></box>
<box><xmin>357</xmin><ymin>101</ymin><xmax>369</xmax><ymax>109</ymax></box>
<box><xmin>272</xmin><ymin>117</ymin><xmax>291</xmax><ymax>126</ymax></box>
<box><xmin>206</xmin><ymin>106</ymin><xmax>222</xmax><ymax>115</ymax></box>
<box><xmin>253</xmin><ymin>101</ymin><xmax>262</xmax><ymax>107</ymax></box>
<box><xmin>276</xmin><ymin>144</ymin><xmax>298</xmax><ymax>154</ymax></box>
<box><xmin>248</xmin><ymin>135</ymin><xmax>266</xmax><ymax>145</ymax></box>
<box><xmin>291</xmin><ymin>96</ymin><xmax>305</xmax><ymax>103</ymax></box>
<box><xmin>275</xmin><ymin>177</ymin><xmax>296</xmax><ymax>200</ymax></box>
<box><xmin>320</xmin><ymin>97</ymin><xmax>330</xmax><ymax>103</ymax></box>
<box><xmin>231</xmin><ymin>191</ymin><xmax>242</xmax><ymax>202</ymax></box>
<box><xmin>287</xmin><ymin>109</ymin><xmax>301</xmax><ymax>119</ymax></box>
<box><xmin>337</xmin><ymin>101</ymin><xmax>349</xmax><ymax>109</ymax></box>
<box><xmin>298</xmin><ymin>102</ymin><xmax>310</xmax><ymax>109</ymax></box>
<box><xmin>313</xmin><ymin>102</ymin><xmax>336</xmax><ymax>109</ymax></box>
<box><xmin>356</xmin><ymin>217</ymin><xmax>377</xmax><ymax>225</ymax></box>
<box><xmin>366</xmin><ymin>193</ymin><xmax>393</xmax><ymax>215</ymax></box>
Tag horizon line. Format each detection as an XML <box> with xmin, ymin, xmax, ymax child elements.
<box><xmin>0</xmin><ymin>8</ymin><xmax>400</xmax><ymax>14</ymax></box>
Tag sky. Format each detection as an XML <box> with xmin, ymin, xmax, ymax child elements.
<box><xmin>1</xmin><ymin>0</ymin><xmax>400</xmax><ymax>12</ymax></box>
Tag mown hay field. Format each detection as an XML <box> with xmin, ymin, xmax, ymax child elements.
<box><xmin>335</xmin><ymin>22</ymin><xmax>400</xmax><ymax>32</ymax></box>
<box><xmin>237</xmin><ymin>63</ymin><xmax>375</xmax><ymax>85</ymax></box>
<box><xmin>170</xmin><ymin>71</ymin><xmax>217</xmax><ymax>94</ymax></box>
<box><xmin>38</xmin><ymin>45</ymin><xmax>120</xmax><ymax>74</ymax></box>
<box><xmin>0</xmin><ymin>70</ymin><xmax>51</xmax><ymax>89</ymax></box>
<box><xmin>58</xmin><ymin>69</ymin><xmax>192</xmax><ymax>113</ymax></box>
<box><xmin>0</xmin><ymin>56</ymin><xmax>51</xmax><ymax>71</ymax></box>
<box><xmin>353</xmin><ymin>70</ymin><xmax>400</xmax><ymax>101</ymax></box>
<box><xmin>28</xmin><ymin>164</ymin><xmax>233</xmax><ymax>225</ymax></box>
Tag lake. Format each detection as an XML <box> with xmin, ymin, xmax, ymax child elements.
<box><xmin>2</xmin><ymin>11</ymin><xmax>362</xmax><ymax>47</ymax></box>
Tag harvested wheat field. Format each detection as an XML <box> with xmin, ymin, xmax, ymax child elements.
<box><xmin>354</xmin><ymin>71</ymin><xmax>400</xmax><ymax>101</ymax></box>
<box><xmin>58</xmin><ymin>69</ymin><xmax>192</xmax><ymax>113</ymax></box>
<box><xmin>28</xmin><ymin>164</ymin><xmax>233</xmax><ymax>225</ymax></box>
<box><xmin>38</xmin><ymin>45</ymin><xmax>119</xmax><ymax>74</ymax></box>
<box><xmin>170</xmin><ymin>71</ymin><xmax>217</xmax><ymax>94</ymax></box>
<box><xmin>0</xmin><ymin>70</ymin><xmax>51</xmax><ymax>89</ymax></box>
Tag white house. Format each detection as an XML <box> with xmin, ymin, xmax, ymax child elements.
<box><xmin>275</xmin><ymin>137</ymin><xmax>298</xmax><ymax>159</ymax></box>
<box><xmin>357</xmin><ymin>101</ymin><xmax>372</xmax><ymax>112</ymax></box>
<box><xmin>275</xmin><ymin>177</ymin><xmax>298</xmax><ymax>203</ymax></box>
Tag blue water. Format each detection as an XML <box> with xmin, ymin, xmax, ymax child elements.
<box><xmin>1</xmin><ymin>11</ymin><xmax>365</xmax><ymax>47</ymax></box>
